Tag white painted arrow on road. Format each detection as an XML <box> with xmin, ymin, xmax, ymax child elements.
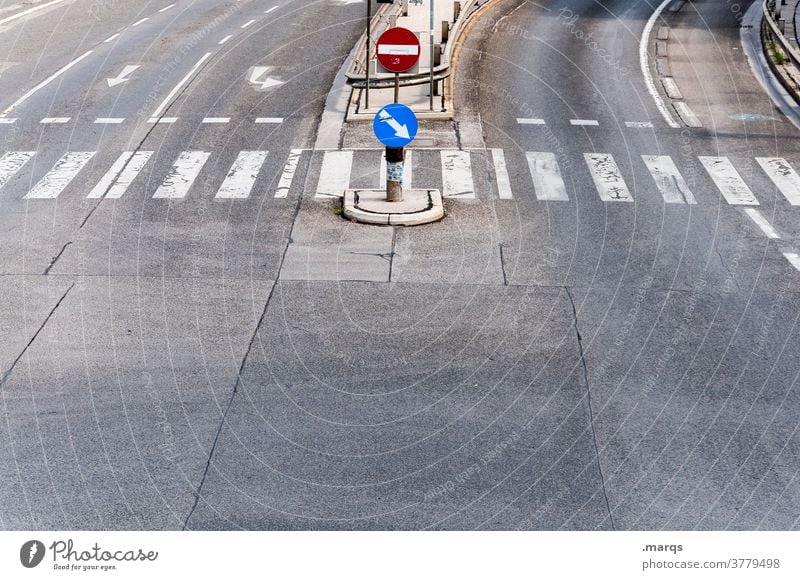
<box><xmin>106</xmin><ymin>65</ymin><xmax>139</xmax><ymax>87</ymax></box>
<box><xmin>379</xmin><ymin>109</ymin><xmax>410</xmax><ymax>139</ymax></box>
<box><xmin>249</xmin><ymin>66</ymin><xmax>283</xmax><ymax>90</ymax></box>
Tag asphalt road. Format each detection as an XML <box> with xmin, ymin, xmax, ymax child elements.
<box><xmin>1</xmin><ymin>0</ymin><xmax>799</xmax><ymax>531</ymax></box>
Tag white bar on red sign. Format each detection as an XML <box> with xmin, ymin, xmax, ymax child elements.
<box><xmin>377</xmin><ymin>45</ymin><xmax>420</xmax><ymax>55</ymax></box>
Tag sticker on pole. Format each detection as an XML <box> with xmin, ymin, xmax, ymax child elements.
<box><xmin>376</xmin><ymin>27</ymin><xmax>421</xmax><ymax>73</ymax></box>
<box><xmin>373</xmin><ymin>103</ymin><xmax>418</xmax><ymax>148</ymax></box>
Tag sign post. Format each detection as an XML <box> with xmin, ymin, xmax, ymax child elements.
<box><xmin>373</xmin><ymin>103</ymin><xmax>418</xmax><ymax>202</ymax></box>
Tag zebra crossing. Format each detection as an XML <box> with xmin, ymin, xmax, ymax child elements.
<box><xmin>2</xmin><ymin>147</ymin><xmax>800</xmax><ymax>205</ymax></box>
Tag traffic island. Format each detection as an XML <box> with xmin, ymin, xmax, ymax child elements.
<box><xmin>343</xmin><ymin>189</ymin><xmax>444</xmax><ymax>226</ymax></box>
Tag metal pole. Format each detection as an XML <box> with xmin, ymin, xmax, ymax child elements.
<box><xmin>394</xmin><ymin>73</ymin><xmax>400</xmax><ymax>103</ymax></box>
<box><xmin>386</xmin><ymin>147</ymin><xmax>404</xmax><ymax>202</ymax></box>
<box><xmin>429</xmin><ymin>0</ymin><xmax>434</xmax><ymax>111</ymax></box>
<box><xmin>366</xmin><ymin>0</ymin><xmax>371</xmax><ymax>110</ymax></box>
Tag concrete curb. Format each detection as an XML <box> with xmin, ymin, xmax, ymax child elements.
<box><xmin>343</xmin><ymin>189</ymin><xmax>444</xmax><ymax>226</ymax></box>
<box><xmin>761</xmin><ymin>17</ymin><xmax>800</xmax><ymax>105</ymax></box>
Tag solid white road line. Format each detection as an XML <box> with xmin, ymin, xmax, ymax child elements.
<box><xmin>147</xmin><ymin>117</ymin><xmax>178</xmax><ymax>123</ymax></box>
<box><xmin>491</xmin><ymin>148</ymin><xmax>513</xmax><ymax>199</ymax></box>
<box><xmin>104</xmin><ymin>33</ymin><xmax>120</xmax><ymax>43</ymax></box>
<box><xmin>626</xmin><ymin>121</ymin><xmax>654</xmax><ymax>128</ymax></box>
<box><xmin>152</xmin><ymin>151</ymin><xmax>210</xmax><ymax>199</ymax></box>
<box><xmin>570</xmin><ymin>119</ymin><xmax>599</xmax><ymax>126</ymax></box>
<box><xmin>202</xmin><ymin>117</ymin><xmax>230</xmax><ymax>123</ymax></box>
<box><xmin>641</xmin><ymin>155</ymin><xmax>697</xmax><ymax>204</ymax></box>
<box><xmin>526</xmin><ymin>152</ymin><xmax>569</xmax><ymax>201</ymax></box>
<box><xmin>87</xmin><ymin>151</ymin><xmax>152</xmax><ymax>199</ymax></box>
<box><xmin>2</xmin><ymin>50</ymin><xmax>93</xmax><ymax>117</ymax></box>
<box><xmin>640</xmin><ymin>0</ymin><xmax>680</xmax><ymax>128</ymax></box>
<box><xmin>94</xmin><ymin>117</ymin><xmax>125</xmax><ymax>124</ymax></box>
<box><xmin>440</xmin><ymin>150</ymin><xmax>474</xmax><ymax>198</ymax></box>
<box><xmin>744</xmin><ymin>208</ymin><xmax>780</xmax><ymax>239</ymax></box>
<box><xmin>132</xmin><ymin>17</ymin><xmax>149</xmax><ymax>26</ymax></box>
<box><xmin>216</xmin><ymin>150</ymin><xmax>268</xmax><ymax>199</ymax></box>
<box><xmin>40</xmin><ymin>117</ymin><xmax>70</xmax><ymax>123</ymax></box>
<box><xmin>241</xmin><ymin>19</ymin><xmax>256</xmax><ymax>28</ymax></box>
<box><xmin>517</xmin><ymin>118</ymin><xmax>546</xmax><ymax>125</ymax></box>
<box><xmin>255</xmin><ymin>117</ymin><xmax>283</xmax><ymax>123</ymax></box>
<box><xmin>698</xmin><ymin>156</ymin><xmax>759</xmax><ymax>205</ymax></box>
<box><xmin>0</xmin><ymin>151</ymin><xmax>35</xmax><ymax>190</ymax></box>
<box><xmin>782</xmin><ymin>250</ymin><xmax>800</xmax><ymax>272</ymax></box>
<box><xmin>151</xmin><ymin>52</ymin><xmax>212</xmax><ymax>118</ymax></box>
<box><xmin>585</xmin><ymin>153</ymin><xmax>633</xmax><ymax>202</ymax></box>
<box><xmin>316</xmin><ymin>150</ymin><xmax>353</xmax><ymax>197</ymax></box>
<box><xmin>0</xmin><ymin>0</ymin><xmax>68</xmax><ymax>26</ymax></box>
<box><xmin>756</xmin><ymin>157</ymin><xmax>800</xmax><ymax>205</ymax></box>
<box><xmin>24</xmin><ymin>152</ymin><xmax>94</xmax><ymax>199</ymax></box>
<box><xmin>275</xmin><ymin>149</ymin><xmax>302</xmax><ymax>198</ymax></box>
<box><xmin>218</xmin><ymin>35</ymin><xmax>233</xmax><ymax>45</ymax></box>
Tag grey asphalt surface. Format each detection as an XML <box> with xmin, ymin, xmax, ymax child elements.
<box><xmin>1</xmin><ymin>0</ymin><xmax>799</xmax><ymax>531</ymax></box>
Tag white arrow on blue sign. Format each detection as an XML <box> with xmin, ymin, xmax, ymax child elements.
<box><xmin>373</xmin><ymin>103</ymin><xmax>418</xmax><ymax>148</ymax></box>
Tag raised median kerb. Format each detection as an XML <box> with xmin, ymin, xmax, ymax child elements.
<box><xmin>343</xmin><ymin>189</ymin><xmax>444</xmax><ymax>226</ymax></box>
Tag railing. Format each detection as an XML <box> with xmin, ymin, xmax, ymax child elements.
<box><xmin>763</xmin><ymin>0</ymin><xmax>800</xmax><ymax>68</ymax></box>
<box><xmin>346</xmin><ymin>0</ymin><xmax>485</xmax><ymax>89</ymax></box>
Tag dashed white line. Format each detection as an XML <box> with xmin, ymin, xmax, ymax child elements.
<box><xmin>153</xmin><ymin>151</ymin><xmax>210</xmax><ymax>199</ymax></box>
<box><xmin>570</xmin><ymin>119</ymin><xmax>599</xmax><ymax>126</ymax></box>
<box><xmin>148</xmin><ymin>117</ymin><xmax>178</xmax><ymax>123</ymax></box>
<box><xmin>275</xmin><ymin>149</ymin><xmax>302</xmax><ymax>198</ymax></box>
<box><xmin>491</xmin><ymin>148</ymin><xmax>513</xmax><ymax>199</ymax></box>
<box><xmin>40</xmin><ymin>117</ymin><xmax>70</xmax><ymax>124</ymax></box>
<box><xmin>255</xmin><ymin>117</ymin><xmax>283</xmax><ymax>123</ymax></box>
<box><xmin>0</xmin><ymin>118</ymin><xmax>17</xmax><ymax>124</ymax></box>
<box><xmin>744</xmin><ymin>208</ymin><xmax>780</xmax><ymax>239</ymax></box>
<box><xmin>132</xmin><ymin>17</ymin><xmax>149</xmax><ymax>26</ymax></box>
<box><xmin>265</xmin><ymin>6</ymin><xmax>279</xmax><ymax>14</ymax></box>
<box><xmin>104</xmin><ymin>33</ymin><xmax>121</xmax><ymax>43</ymax></box>
<box><xmin>158</xmin><ymin>3</ymin><xmax>176</xmax><ymax>12</ymax></box>
<box><xmin>94</xmin><ymin>117</ymin><xmax>125</xmax><ymax>124</ymax></box>
<box><xmin>626</xmin><ymin>121</ymin><xmax>654</xmax><ymax>128</ymax></box>
<box><xmin>0</xmin><ymin>0</ymin><xmax>68</xmax><ymax>27</ymax></box>
<box><xmin>782</xmin><ymin>250</ymin><xmax>800</xmax><ymax>272</ymax></box>
<box><xmin>202</xmin><ymin>117</ymin><xmax>230</xmax><ymax>123</ymax></box>
<box><xmin>24</xmin><ymin>152</ymin><xmax>95</xmax><ymax>199</ymax></box>
<box><xmin>517</xmin><ymin>118</ymin><xmax>546</xmax><ymax>125</ymax></box>
<box><xmin>0</xmin><ymin>151</ymin><xmax>35</xmax><ymax>190</ymax></box>
<box><xmin>2</xmin><ymin>50</ymin><xmax>93</xmax><ymax>117</ymax></box>
<box><xmin>218</xmin><ymin>34</ymin><xmax>233</xmax><ymax>45</ymax></box>
<box><xmin>241</xmin><ymin>19</ymin><xmax>256</xmax><ymax>28</ymax></box>
<box><xmin>150</xmin><ymin>52</ymin><xmax>212</xmax><ymax>118</ymax></box>
<box><xmin>216</xmin><ymin>151</ymin><xmax>268</xmax><ymax>199</ymax></box>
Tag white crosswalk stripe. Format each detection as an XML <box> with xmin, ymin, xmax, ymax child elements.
<box><xmin>275</xmin><ymin>149</ymin><xmax>302</xmax><ymax>198</ymax></box>
<box><xmin>441</xmin><ymin>150</ymin><xmax>474</xmax><ymax>198</ymax></box>
<box><xmin>316</xmin><ymin>150</ymin><xmax>352</xmax><ymax>197</ymax></box>
<box><xmin>0</xmin><ymin>151</ymin><xmax>35</xmax><ymax>190</ymax></box>
<box><xmin>152</xmin><ymin>151</ymin><xmax>211</xmax><ymax>199</ymax></box>
<box><xmin>24</xmin><ymin>152</ymin><xmax>94</xmax><ymax>199</ymax></box>
<box><xmin>642</xmin><ymin>155</ymin><xmax>697</xmax><ymax>204</ymax></box>
<box><xmin>526</xmin><ymin>152</ymin><xmax>569</xmax><ymax>201</ymax></box>
<box><xmin>88</xmin><ymin>151</ymin><xmax>153</xmax><ymax>199</ymax></box>
<box><xmin>215</xmin><ymin>151</ymin><xmax>268</xmax><ymax>199</ymax></box>
<box><xmin>584</xmin><ymin>153</ymin><xmax>632</xmax><ymax>202</ymax></box>
<box><xmin>756</xmin><ymin>157</ymin><xmax>800</xmax><ymax>205</ymax></box>
<box><xmin>491</xmin><ymin>149</ymin><xmax>513</xmax><ymax>199</ymax></box>
<box><xmin>698</xmin><ymin>156</ymin><xmax>758</xmax><ymax>205</ymax></box>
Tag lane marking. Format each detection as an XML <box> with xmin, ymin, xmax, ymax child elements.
<box><xmin>241</xmin><ymin>19</ymin><xmax>256</xmax><ymax>28</ymax></box>
<box><xmin>150</xmin><ymin>52</ymin><xmax>212</xmax><ymax>118</ymax></box>
<box><xmin>216</xmin><ymin>150</ymin><xmax>268</xmax><ymax>199</ymax></box>
<box><xmin>526</xmin><ymin>152</ymin><xmax>569</xmax><ymax>201</ymax></box>
<box><xmin>87</xmin><ymin>151</ymin><xmax>152</xmax><ymax>199</ymax></box>
<box><xmin>265</xmin><ymin>6</ymin><xmax>279</xmax><ymax>13</ymax></box>
<box><xmin>782</xmin><ymin>250</ymin><xmax>800</xmax><ymax>272</ymax></box>
<box><xmin>0</xmin><ymin>151</ymin><xmax>35</xmax><ymax>190</ymax></box>
<box><xmin>641</xmin><ymin>155</ymin><xmax>697</xmax><ymax>204</ymax></box>
<box><xmin>698</xmin><ymin>156</ymin><xmax>759</xmax><ymax>205</ymax></box>
<box><xmin>673</xmin><ymin>101</ymin><xmax>702</xmax><ymax>127</ymax></box>
<box><xmin>491</xmin><ymin>148</ymin><xmax>513</xmax><ymax>199</ymax></box>
<box><xmin>570</xmin><ymin>119</ymin><xmax>599</xmax><ymax>126</ymax></box>
<box><xmin>0</xmin><ymin>0</ymin><xmax>68</xmax><ymax>27</ymax></box>
<box><xmin>517</xmin><ymin>118</ymin><xmax>546</xmax><ymax>125</ymax></box>
<box><xmin>640</xmin><ymin>0</ymin><xmax>680</xmax><ymax>128</ymax></box>
<box><xmin>255</xmin><ymin>117</ymin><xmax>283</xmax><ymax>123</ymax></box>
<box><xmin>106</xmin><ymin>64</ymin><xmax>139</xmax><ymax>87</ymax></box>
<box><xmin>584</xmin><ymin>153</ymin><xmax>633</xmax><ymax>202</ymax></box>
<box><xmin>0</xmin><ymin>118</ymin><xmax>17</xmax><ymax>124</ymax></box>
<box><xmin>132</xmin><ymin>17</ymin><xmax>149</xmax><ymax>26</ymax></box>
<box><xmin>24</xmin><ymin>152</ymin><xmax>94</xmax><ymax>199</ymax></box>
<box><xmin>755</xmin><ymin>157</ymin><xmax>800</xmax><ymax>205</ymax></box>
<box><xmin>744</xmin><ymin>208</ymin><xmax>780</xmax><ymax>239</ymax></box>
<box><xmin>218</xmin><ymin>34</ymin><xmax>233</xmax><ymax>45</ymax></box>
<box><xmin>625</xmin><ymin>121</ymin><xmax>654</xmax><ymax>128</ymax></box>
<box><xmin>153</xmin><ymin>151</ymin><xmax>211</xmax><ymax>199</ymax></box>
<box><xmin>2</xmin><ymin>50</ymin><xmax>93</xmax><ymax>117</ymax></box>
<box><xmin>94</xmin><ymin>117</ymin><xmax>125</xmax><ymax>124</ymax></box>
<box><xmin>104</xmin><ymin>33</ymin><xmax>120</xmax><ymax>43</ymax></box>
<box><xmin>159</xmin><ymin>3</ymin><xmax>176</xmax><ymax>12</ymax></box>
<box><xmin>275</xmin><ymin>149</ymin><xmax>302</xmax><ymax>198</ymax></box>
<box><xmin>316</xmin><ymin>150</ymin><xmax>352</xmax><ymax>197</ymax></box>
<box><xmin>402</xmin><ymin>149</ymin><xmax>413</xmax><ymax>189</ymax></box>
<box><xmin>202</xmin><ymin>117</ymin><xmax>230</xmax><ymax>123</ymax></box>
<box><xmin>379</xmin><ymin>151</ymin><xmax>386</xmax><ymax>189</ymax></box>
<box><xmin>441</xmin><ymin>150</ymin><xmax>475</xmax><ymax>198</ymax></box>
<box><xmin>40</xmin><ymin>117</ymin><xmax>70</xmax><ymax>123</ymax></box>
<box><xmin>147</xmin><ymin>116</ymin><xmax>178</xmax><ymax>123</ymax></box>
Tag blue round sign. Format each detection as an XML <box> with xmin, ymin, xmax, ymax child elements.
<box><xmin>373</xmin><ymin>103</ymin><xmax>418</xmax><ymax>148</ymax></box>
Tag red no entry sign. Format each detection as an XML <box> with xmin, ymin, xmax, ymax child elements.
<box><xmin>376</xmin><ymin>27</ymin><xmax>420</xmax><ymax>73</ymax></box>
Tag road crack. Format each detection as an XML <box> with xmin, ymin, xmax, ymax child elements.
<box><xmin>564</xmin><ymin>286</ymin><xmax>616</xmax><ymax>530</ymax></box>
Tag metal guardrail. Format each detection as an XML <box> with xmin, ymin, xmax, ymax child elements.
<box><xmin>346</xmin><ymin>0</ymin><xmax>483</xmax><ymax>89</ymax></box>
<box><xmin>763</xmin><ymin>0</ymin><xmax>800</xmax><ymax>68</ymax></box>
